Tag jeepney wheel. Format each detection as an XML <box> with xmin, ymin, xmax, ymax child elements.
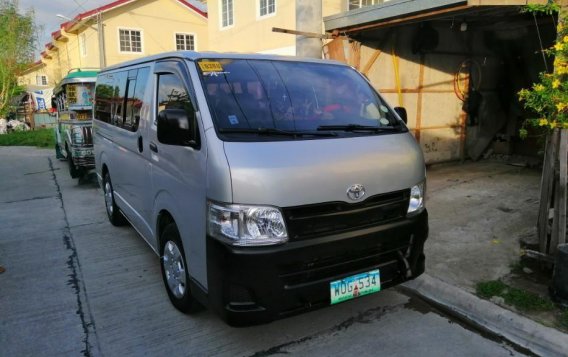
<box><xmin>66</xmin><ymin>148</ymin><xmax>80</xmax><ymax>179</ymax></box>
<box><xmin>55</xmin><ymin>143</ymin><xmax>65</xmax><ymax>160</ymax></box>
<box><xmin>103</xmin><ymin>172</ymin><xmax>127</xmax><ymax>226</ymax></box>
<box><xmin>160</xmin><ymin>223</ymin><xmax>200</xmax><ymax>313</ymax></box>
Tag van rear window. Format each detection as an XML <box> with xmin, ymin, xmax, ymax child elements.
<box><xmin>95</xmin><ymin>67</ymin><xmax>150</xmax><ymax>132</ymax></box>
<box><xmin>197</xmin><ymin>59</ymin><xmax>403</xmax><ymax>138</ymax></box>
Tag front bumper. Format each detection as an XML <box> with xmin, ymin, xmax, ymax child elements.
<box><xmin>207</xmin><ymin>209</ymin><xmax>428</xmax><ymax>326</ymax></box>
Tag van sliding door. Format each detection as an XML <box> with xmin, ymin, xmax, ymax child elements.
<box><xmin>149</xmin><ymin>61</ymin><xmax>208</xmax><ymax>289</ymax></box>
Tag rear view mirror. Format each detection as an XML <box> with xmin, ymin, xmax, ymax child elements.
<box><xmin>157</xmin><ymin>108</ymin><xmax>199</xmax><ymax>148</ymax></box>
<box><xmin>394</xmin><ymin>107</ymin><xmax>407</xmax><ymax>124</ymax></box>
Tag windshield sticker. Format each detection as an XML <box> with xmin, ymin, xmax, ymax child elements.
<box><xmin>380</xmin><ymin>105</ymin><xmax>389</xmax><ymax>113</ymax></box>
<box><xmin>202</xmin><ymin>71</ymin><xmax>230</xmax><ymax>77</ymax></box>
<box><xmin>228</xmin><ymin>115</ymin><xmax>239</xmax><ymax>125</ymax></box>
<box><xmin>199</xmin><ymin>61</ymin><xmax>224</xmax><ymax>72</ymax></box>
<box><xmin>380</xmin><ymin>118</ymin><xmax>390</xmax><ymax>125</ymax></box>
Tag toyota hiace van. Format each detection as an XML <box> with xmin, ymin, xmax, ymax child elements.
<box><xmin>93</xmin><ymin>52</ymin><xmax>428</xmax><ymax>326</ymax></box>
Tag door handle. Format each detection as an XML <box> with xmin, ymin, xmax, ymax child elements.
<box><xmin>149</xmin><ymin>142</ymin><xmax>158</xmax><ymax>153</ymax></box>
<box><xmin>137</xmin><ymin>136</ymin><xmax>144</xmax><ymax>153</ymax></box>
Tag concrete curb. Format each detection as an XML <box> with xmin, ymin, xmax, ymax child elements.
<box><xmin>402</xmin><ymin>274</ymin><xmax>568</xmax><ymax>357</ymax></box>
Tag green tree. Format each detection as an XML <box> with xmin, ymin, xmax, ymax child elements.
<box><xmin>0</xmin><ymin>0</ymin><xmax>36</xmax><ymax>117</ymax></box>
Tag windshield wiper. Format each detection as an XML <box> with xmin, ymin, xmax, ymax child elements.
<box><xmin>219</xmin><ymin>127</ymin><xmax>337</xmax><ymax>137</ymax></box>
<box><xmin>317</xmin><ymin>124</ymin><xmax>399</xmax><ymax>132</ymax></box>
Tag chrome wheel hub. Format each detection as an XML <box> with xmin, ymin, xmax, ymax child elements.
<box><xmin>104</xmin><ymin>181</ymin><xmax>113</xmax><ymax>215</ymax></box>
<box><xmin>162</xmin><ymin>241</ymin><xmax>186</xmax><ymax>299</ymax></box>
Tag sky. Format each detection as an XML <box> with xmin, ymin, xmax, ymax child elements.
<box><xmin>19</xmin><ymin>0</ymin><xmax>109</xmax><ymax>55</ymax></box>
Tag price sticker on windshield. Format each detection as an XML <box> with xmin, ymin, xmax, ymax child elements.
<box><xmin>199</xmin><ymin>61</ymin><xmax>224</xmax><ymax>73</ymax></box>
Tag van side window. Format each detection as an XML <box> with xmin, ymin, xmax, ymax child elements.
<box><xmin>157</xmin><ymin>73</ymin><xmax>195</xmax><ymax>116</ymax></box>
<box><xmin>95</xmin><ymin>74</ymin><xmax>114</xmax><ymax>123</ymax></box>
<box><xmin>111</xmin><ymin>72</ymin><xmax>128</xmax><ymax>127</ymax></box>
<box><xmin>124</xmin><ymin>67</ymin><xmax>150</xmax><ymax>132</ymax></box>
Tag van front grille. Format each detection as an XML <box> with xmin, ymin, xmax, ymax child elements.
<box><xmin>282</xmin><ymin>190</ymin><xmax>409</xmax><ymax>241</ymax></box>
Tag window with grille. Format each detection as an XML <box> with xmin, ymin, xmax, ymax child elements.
<box><xmin>259</xmin><ymin>0</ymin><xmax>275</xmax><ymax>17</ymax></box>
<box><xmin>221</xmin><ymin>0</ymin><xmax>234</xmax><ymax>28</ymax></box>
<box><xmin>36</xmin><ymin>75</ymin><xmax>48</xmax><ymax>86</ymax></box>
<box><xmin>349</xmin><ymin>0</ymin><xmax>381</xmax><ymax>10</ymax></box>
<box><xmin>119</xmin><ymin>29</ymin><xmax>142</xmax><ymax>53</ymax></box>
<box><xmin>175</xmin><ymin>33</ymin><xmax>195</xmax><ymax>51</ymax></box>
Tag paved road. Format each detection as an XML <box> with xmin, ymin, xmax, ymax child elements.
<box><xmin>0</xmin><ymin>147</ymin><xmax>529</xmax><ymax>357</ymax></box>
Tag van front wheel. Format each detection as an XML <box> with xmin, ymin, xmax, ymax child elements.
<box><xmin>160</xmin><ymin>223</ymin><xmax>199</xmax><ymax>313</ymax></box>
<box><xmin>103</xmin><ymin>172</ymin><xmax>126</xmax><ymax>226</ymax></box>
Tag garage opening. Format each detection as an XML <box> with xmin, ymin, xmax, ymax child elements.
<box><xmin>325</xmin><ymin>4</ymin><xmax>558</xmax><ymax>164</ymax></box>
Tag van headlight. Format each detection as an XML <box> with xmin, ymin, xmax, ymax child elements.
<box><xmin>207</xmin><ymin>202</ymin><xmax>288</xmax><ymax>246</ymax></box>
<box><xmin>407</xmin><ymin>182</ymin><xmax>425</xmax><ymax>215</ymax></box>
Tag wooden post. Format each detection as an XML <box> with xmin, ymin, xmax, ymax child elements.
<box><xmin>415</xmin><ymin>54</ymin><xmax>426</xmax><ymax>144</ymax></box>
<box><xmin>537</xmin><ymin>129</ymin><xmax>559</xmax><ymax>253</ymax></box>
<box><xmin>551</xmin><ymin>1</ymin><xmax>568</xmax><ymax>253</ymax></box>
<box><xmin>459</xmin><ymin>62</ymin><xmax>470</xmax><ymax>161</ymax></box>
<box><xmin>550</xmin><ymin>130</ymin><xmax>567</xmax><ymax>255</ymax></box>
<box><xmin>558</xmin><ymin>129</ymin><xmax>567</xmax><ymax>247</ymax></box>
<box><xmin>536</xmin><ymin>1</ymin><xmax>568</xmax><ymax>256</ymax></box>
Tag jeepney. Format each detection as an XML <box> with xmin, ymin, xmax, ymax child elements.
<box><xmin>54</xmin><ymin>69</ymin><xmax>98</xmax><ymax>179</ymax></box>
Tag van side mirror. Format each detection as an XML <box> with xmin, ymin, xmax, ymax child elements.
<box><xmin>157</xmin><ymin>108</ymin><xmax>199</xmax><ymax>148</ymax></box>
<box><xmin>394</xmin><ymin>107</ymin><xmax>407</xmax><ymax>124</ymax></box>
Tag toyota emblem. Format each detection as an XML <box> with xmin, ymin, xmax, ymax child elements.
<box><xmin>346</xmin><ymin>184</ymin><xmax>365</xmax><ymax>201</ymax></box>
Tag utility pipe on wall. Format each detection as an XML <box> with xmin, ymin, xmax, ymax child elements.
<box><xmin>97</xmin><ymin>12</ymin><xmax>106</xmax><ymax>69</ymax></box>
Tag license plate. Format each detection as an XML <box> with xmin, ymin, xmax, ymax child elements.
<box><xmin>330</xmin><ymin>269</ymin><xmax>381</xmax><ymax>305</ymax></box>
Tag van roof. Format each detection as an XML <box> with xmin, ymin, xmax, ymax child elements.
<box><xmin>100</xmin><ymin>51</ymin><xmax>347</xmax><ymax>73</ymax></box>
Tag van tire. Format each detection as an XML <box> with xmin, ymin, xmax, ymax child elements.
<box><xmin>160</xmin><ymin>223</ymin><xmax>199</xmax><ymax>313</ymax></box>
<box><xmin>102</xmin><ymin>172</ymin><xmax>127</xmax><ymax>226</ymax></box>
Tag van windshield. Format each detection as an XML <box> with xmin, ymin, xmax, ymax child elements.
<box><xmin>197</xmin><ymin>59</ymin><xmax>405</xmax><ymax>139</ymax></box>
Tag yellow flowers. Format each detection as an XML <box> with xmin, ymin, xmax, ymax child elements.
<box><xmin>518</xmin><ymin>31</ymin><xmax>568</xmax><ymax>135</ymax></box>
<box><xmin>539</xmin><ymin>119</ymin><xmax>560</xmax><ymax>129</ymax></box>
<box><xmin>537</xmin><ymin>118</ymin><xmax>566</xmax><ymax>129</ymax></box>
<box><xmin>553</xmin><ymin>57</ymin><xmax>567</xmax><ymax>68</ymax></box>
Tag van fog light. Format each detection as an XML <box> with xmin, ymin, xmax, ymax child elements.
<box><xmin>407</xmin><ymin>183</ymin><xmax>425</xmax><ymax>215</ymax></box>
<box><xmin>208</xmin><ymin>202</ymin><xmax>288</xmax><ymax>246</ymax></box>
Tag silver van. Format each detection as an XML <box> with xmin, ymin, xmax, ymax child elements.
<box><xmin>93</xmin><ymin>52</ymin><xmax>428</xmax><ymax>326</ymax></box>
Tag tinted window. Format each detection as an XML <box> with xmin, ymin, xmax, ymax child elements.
<box><xmin>198</xmin><ymin>59</ymin><xmax>402</xmax><ymax>137</ymax></box>
<box><xmin>110</xmin><ymin>71</ymin><xmax>128</xmax><ymax>127</ymax></box>
<box><xmin>157</xmin><ymin>73</ymin><xmax>195</xmax><ymax>115</ymax></box>
<box><xmin>96</xmin><ymin>68</ymin><xmax>149</xmax><ymax>131</ymax></box>
<box><xmin>124</xmin><ymin>67</ymin><xmax>150</xmax><ymax>132</ymax></box>
<box><xmin>95</xmin><ymin>74</ymin><xmax>114</xmax><ymax>123</ymax></box>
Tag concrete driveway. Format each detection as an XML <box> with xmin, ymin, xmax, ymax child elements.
<box><xmin>0</xmin><ymin>147</ymin><xmax>528</xmax><ymax>356</ymax></box>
